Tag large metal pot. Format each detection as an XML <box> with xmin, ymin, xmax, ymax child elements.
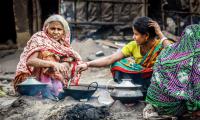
<box><xmin>109</xmin><ymin>79</ymin><xmax>143</xmax><ymax>103</ymax></box>
<box><xmin>63</xmin><ymin>82</ymin><xmax>98</xmax><ymax>100</ymax></box>
<box><xmin>17</xmin><ymin>77</ymin><xmax>47</xmax><ymax>96</ymax></box>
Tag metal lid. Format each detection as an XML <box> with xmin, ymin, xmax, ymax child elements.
<box><xmin>18</xmin><ymin>77</ymin><xmax>47</xmax><ymax>86</ymax></box>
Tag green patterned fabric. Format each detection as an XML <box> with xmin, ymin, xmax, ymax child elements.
<box><xmin>111</xmin><ymin>58</ymin><xmax>143</xmax><ymax>72</ymax></box>
<box><xmin>146</xmin><ymin>24</ymin><xmax>200</xmax><ymax>115</ymax></box>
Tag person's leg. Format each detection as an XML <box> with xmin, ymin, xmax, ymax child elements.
<box><xmin>113</xmin><ymin>71</ymin><xmax>121</xmax><ymax>83</ymax></box>
<box><xmin>143</xmin><ymin>103</ymin><xmax>159</xmax><ymax>119</ymax></box>
<box><xmin>113</xmin><ymin>71</ymin><xmax>132</xmax><ymax>83</ymax></box>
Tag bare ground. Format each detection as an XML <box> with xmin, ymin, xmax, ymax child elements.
<box><xmin>0</xmin><ymin>39</ymin><xmax>145</xmax><ymax>120</ymax></box>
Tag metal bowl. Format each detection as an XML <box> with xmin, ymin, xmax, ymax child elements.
<box><xmin>17</xmin><ymin>84</ymin><xmax>47</xmax><ymax>96</ymax></box>
<box><xmin>110</xmin><ymin>95</ymin><xmax>143</xmax><ymax>103</ymax></box>
<box><xmin>109</xmin><ymin>87</ymin><xmax>144</xmax><ymax>103</ymax></box>
<box><xmin>63</xmin><ymin>82</ymin><xmax>98</xmax><ymax>100</ymax></box>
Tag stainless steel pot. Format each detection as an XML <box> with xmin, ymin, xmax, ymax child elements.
<box><xmin>108</xmin><ymin>79</ymin><xmax>143</xmax><ymax>103</ymax></box>
<box><xmin>17</xmin><ymin>77</ymin><xmax>47</xmax><ymax>96</ymax></box>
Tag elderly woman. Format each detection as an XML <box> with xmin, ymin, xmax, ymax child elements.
<box><xmin>14</xmin><ymin>15</ymin><xmax>82</xmax><ymax>99</ymax></box>
<box><xmin>143</xmin><ymin>24</ymin><xmax>200</xmax><ymax>119</ymax></box>
<box><xmin>77</xmin><ymin>17</ymin><xmax>171</xmax><ymax>92</ymax></box>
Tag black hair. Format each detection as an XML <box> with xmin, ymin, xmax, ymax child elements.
<box><xmin>133</xmin><ymin>16</ymin><xmax>156</xmax><ymax>39</ymax></box>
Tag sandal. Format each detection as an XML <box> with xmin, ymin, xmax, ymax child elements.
<box><xmin>143</xmin><ymin>104</ymin><xmax>159</xmax><ymax>119</ymax></box>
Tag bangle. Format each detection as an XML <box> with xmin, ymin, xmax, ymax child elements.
<box><xmin>160</xmin><ymin>36</ymin><xmax>168</xmax><ymax>42</ymax></box>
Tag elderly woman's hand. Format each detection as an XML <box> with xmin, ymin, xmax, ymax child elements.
<box><xmin>52</xmin><ymin>62</ymin><xmax>68</xmax><ymax>73</ymax></box>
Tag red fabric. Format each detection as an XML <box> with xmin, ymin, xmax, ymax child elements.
<box><xmin>14</xmin><ymin>31</ymin><xmax>82</xmax><ymax>89</ymax></box>
<box><xmin>111</xmin><ymin>66</ymin><xmax>153</xmax><ymax>79</ymax></box>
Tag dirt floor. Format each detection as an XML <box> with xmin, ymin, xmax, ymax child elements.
<box><xmin>0</xmin><ymin>39</ymin><xmax>198</xmax><ymax>120</ymax></box>
<box><xmin>0</xmin><ymin>39</ymin><xmax>146</xmax><ymax>120</ymax></box>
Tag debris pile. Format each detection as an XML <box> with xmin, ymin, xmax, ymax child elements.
<box><xmin>62</xmin><ymin>104</ymin><xmax>109</xmax><ymax>120</ymax></box>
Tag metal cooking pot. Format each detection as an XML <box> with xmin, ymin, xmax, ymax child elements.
<box><xmin>17</xmin><ymin>77</ymin><xmax>47</xmax><ymax>96</ymax></box>
<box><xmin>63</xmin><ymin>82</ymin><xmax>98</xmax><ymax>100</ymax></box>
<box><xmin>108</xmin><ymin>79</ymin><xmax>143</xmax><ymax>103</ymax></box>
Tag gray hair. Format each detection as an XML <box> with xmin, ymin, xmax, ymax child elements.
<box><xmin>43</xmin><ymin>14</ymin><xmax>70</xmax><ymax>34</ymax></box>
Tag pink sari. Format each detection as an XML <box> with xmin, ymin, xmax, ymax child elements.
<box><xmin>14</xmin><ymin>30</ymin><xmax>82</xmax><ymax>97</ymax></box>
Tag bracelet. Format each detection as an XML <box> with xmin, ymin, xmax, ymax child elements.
<box><xmin>160</xmin><ymin>36</ymin><xmax>168</xmax><ymax>42</ymax></box>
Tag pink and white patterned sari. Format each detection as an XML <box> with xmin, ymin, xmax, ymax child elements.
<box><xmin>14</xmin><ymin>25</ymin><xmax>82</xmax><ymax>98</ymax></box>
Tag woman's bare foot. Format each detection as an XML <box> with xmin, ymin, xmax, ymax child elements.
<box><xmin>143</xmin><ymin>104</ymin><xmax>159</xmax><ymax>119</ymax></box>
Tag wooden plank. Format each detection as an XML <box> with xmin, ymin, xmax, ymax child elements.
<box><xmin>0</xmin><ymin>75</ymin><xmax>14</xmax><ymax>81</ymax></box>
<box><xmin>69</xmin><ymin>21</ymin><xmax>126</xmax><ymax>25</ymax></box>
<box><xmin>95</xmin><ymin>40</ymin><xmax>120</xmax><ymax>49</ymax></box>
